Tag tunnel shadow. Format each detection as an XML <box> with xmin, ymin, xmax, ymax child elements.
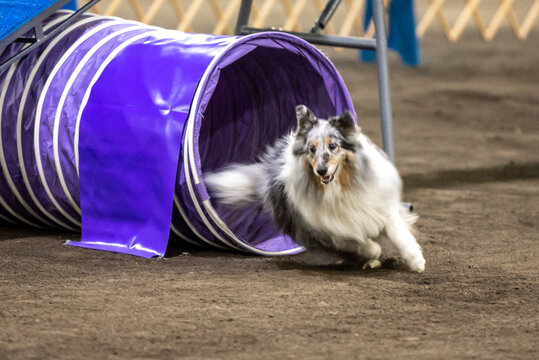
<box><xmin>0</xmin><ymin>223</ymin><xmax>75</xmax><ymax>242</ymax></box>
<box><xmin>164</xmin><ymin>238</ymin><xmax>247</xmax><ymax>259</ymax></box>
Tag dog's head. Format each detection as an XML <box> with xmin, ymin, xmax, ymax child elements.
<box><xmin>292</xmin><ymin>105</ymin><xmax>360</xmax><ymax>186</ymax></box>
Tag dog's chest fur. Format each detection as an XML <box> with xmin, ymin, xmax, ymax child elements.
<box><xmin>287</xmin><ymin>176</ymin><xmax>386</xmax><ymax>242</ymax></box>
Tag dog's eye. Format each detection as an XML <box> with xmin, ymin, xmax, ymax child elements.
<box><xmin>329</xmin><ymin>143</ymin><xmax>337</xmax><ymax>150</ymax></box>
<box><xmin>309</xmin><ymin>145</ymin><xmax>316</xmax><ymax>154</ymax></box>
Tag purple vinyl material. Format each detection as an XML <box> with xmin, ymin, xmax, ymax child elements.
<box><xmin>187</xmin><ymin>35</ymin><xmax>354</xmax><ymax>253</ymax></box>
<box><xmin>0</xmin><ymin>12</ymin><xmax>354</xmax><ymax>257</ymax></box>
<box><xmin>0</xmin><ymin>11</ymin><xmax>80</xmax><ymax>227</ymax></box>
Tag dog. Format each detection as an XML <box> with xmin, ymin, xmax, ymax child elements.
<box><xmin>205</xmin><ymin>105</ymin><xmax>425</xmax><ymax>272</ymax></box>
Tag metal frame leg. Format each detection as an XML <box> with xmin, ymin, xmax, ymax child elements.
<box><xmin>372</xmin><ymin>0</ymin><xmax>395</xmax><ymax>163</ymax></box>
<box><xmin>235</xmin><ymin>0</ymin><xmax>253</xmax><ymax>35</ymax></box>
<box><xmin>33</xmin><ymin>23</ymin><xmax>44</xmax><ymax>42</ymax></box>
<box><xmin>234</xmin><ymin>0</ymin><xmax>396</xmax><ymax>163</ymax></box>
<box><xmin>0</xmin><ymin>0</ymin><xmax>102</xmax><ymax>72</ymax></box>
<box><xmin>310</xmin><ymin>0</ymin><xmax>342</xmax><ymax>33</ymax></box>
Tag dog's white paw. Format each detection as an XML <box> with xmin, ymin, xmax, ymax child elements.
<box><xmin>362</xmin><ymin>259</ymin><xmax>381</xmax><ymax>270</ymax></box>
<box><xmin>405</xmin><ymin>253</ymin><xmax>426</xmax><ymax>273</ymax></box>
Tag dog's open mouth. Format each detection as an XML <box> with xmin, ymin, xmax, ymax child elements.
<box><xmin>321</xmin><ymin>174</ymin><xmax>334</xmax><ymax>185</ymax></box>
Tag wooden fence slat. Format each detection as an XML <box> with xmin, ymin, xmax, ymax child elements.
<box><xmin>435</xmin><ymin>3</ymin><xmax>452</xmax><ymax>38</ymax></box>
<box><xmin>519</xmin><ymin>0</ymin><xmax>539</xmax><ymax>38</ymax></box>
<box><xmin>90</xmin><ymin>3</ymin><xmax>102</xmax><ymax>14</ymax></box>
<box><xmin>250</xmin><ymin>0</ymin><xmax>260</xmax><ymax>23</ymax></box>
<box><xmin>485</xmin><ymin>0</ymin><xmax>516</xmax><ymax>41</ymax></box>
<box><xmin>339</xmin><ymin>0</ymin><xmax>364</xmax><ymax>37</ymax></box>
<box><xmin>279</xmin><ymin>0</ymin><xmax>302</xmax><ymax>31</ymax></box>
<box><xmin>507</xmin><ymin>7</ymin><xmax>523</xmax><ymax>38</ymax></box>
<box><xmin>252</xmin><ymin>0</ymin><xmax>276</xmax><ymax>27</ymax></box>
<box><xmin>142</xmin><ymin>0</ymin><xmax>165</xmax><ymax>24</ymax></box>
<box><xmin>449</xmin><ymin>0</ymin><xmax>482</xmax><ymax>42</ymax></box>
<box><xmin>103</xmin><ymin>0</ymin><xmax>123</xmax><ymax>16</ymax></box>
<box><xmin>209</xmin><ymin>0</ymin><xmax>229</xmax><ymax>34</ymax></box>
<box><xmin>417</xmin><ymin>0</ymin><xmax>444</xmax><ymax>37</ymax></box>
<box><xmin>127</xmin><ymin>0</ymin><xmax>145</xmax><ymax>21</ymax></box>
<box><xmin>169</xmin><ymin>0</ymin><xmax>194</xmax><ymax>32</ymax></box>
<box><xmin>85</xmin><ymin>0</ymin><xmax>539</xmax><ymax>42</ymax></box>
<box><xmin>471</xmin><ymin>6</ymin><xmax>487</xmax><ymax>39</ymax></box>
<box><xmin>283</xmin><ymin>0</ymin><xmax>308</xmax><ymax>31</ymax></box>
<box><xmin>177</xmin><ymin>0</ymin><xmax>205</xmax><ymax>32</ymax></box>
<box><xmin>212</xmin><ymin>0</ymin><xmax>242</xmax><ymax>35</ymax></box>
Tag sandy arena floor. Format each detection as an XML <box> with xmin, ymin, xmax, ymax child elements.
<box><xmin>1</xmin><ymin>28</ymin><xmax>538</xmax><ymax>359</ymax></box>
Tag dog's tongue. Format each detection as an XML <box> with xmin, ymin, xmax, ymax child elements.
<box><xmin>321</xmin><ymin>175</ymin><xmax>333</xmax><ymax>184</ymax></box>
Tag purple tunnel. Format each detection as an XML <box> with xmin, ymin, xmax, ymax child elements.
<box><xmin>0</xmin><ymin>11</ymin><xmax>354</xmax><ymax>257</ymax></box>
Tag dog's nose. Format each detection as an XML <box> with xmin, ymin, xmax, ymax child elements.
<box><xmin>316</xmin><ymin>167</ymin><xmax>328</xmax><ymax>176</ymax></box>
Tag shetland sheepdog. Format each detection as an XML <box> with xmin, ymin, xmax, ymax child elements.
<box><xmin>205</xmin><ymin>105</ymin><xmax>425</xmax><ymax>272</ymax></box>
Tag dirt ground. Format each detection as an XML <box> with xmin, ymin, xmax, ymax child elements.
<box><xmin>1</xmin><ymin>27</ymin><xmax>538</xmax><ymax>359</ymax></box>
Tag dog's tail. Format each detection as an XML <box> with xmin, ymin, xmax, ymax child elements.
<box><xmin>204</xmin><ymin>163</ymin><xmax>266</xmax><ymax>207</ymax></box>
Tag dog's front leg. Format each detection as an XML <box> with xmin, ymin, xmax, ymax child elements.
<box><xmin>357</xmin><ymin>238</ymin><xmax>382</xmax><ymax>270</ymax></box>
<box><xmin>332</xmin><ymin>237</ymin><xmax>382</xmax><ymax>269</ymax></box>
<box><xmin>385</xmin><ymin>215</ymin><xmax>426</xmax><ymax>272</ymax></box>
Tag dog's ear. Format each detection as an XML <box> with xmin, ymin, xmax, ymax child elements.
<box><xmin>295</xmin><ymin>105</ymin><xmax>318</xmax><ymax>136</ymax></box>
<box><xmin>329</xmin><ymin>110</ymin><xmax>359</xmax><ymax>138</ymax></box>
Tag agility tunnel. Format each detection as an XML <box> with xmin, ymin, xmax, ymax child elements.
<box><xmin>0</xmin><ymin>11</ymin><xmax>354</xmax><ymax>257</ymax></box>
